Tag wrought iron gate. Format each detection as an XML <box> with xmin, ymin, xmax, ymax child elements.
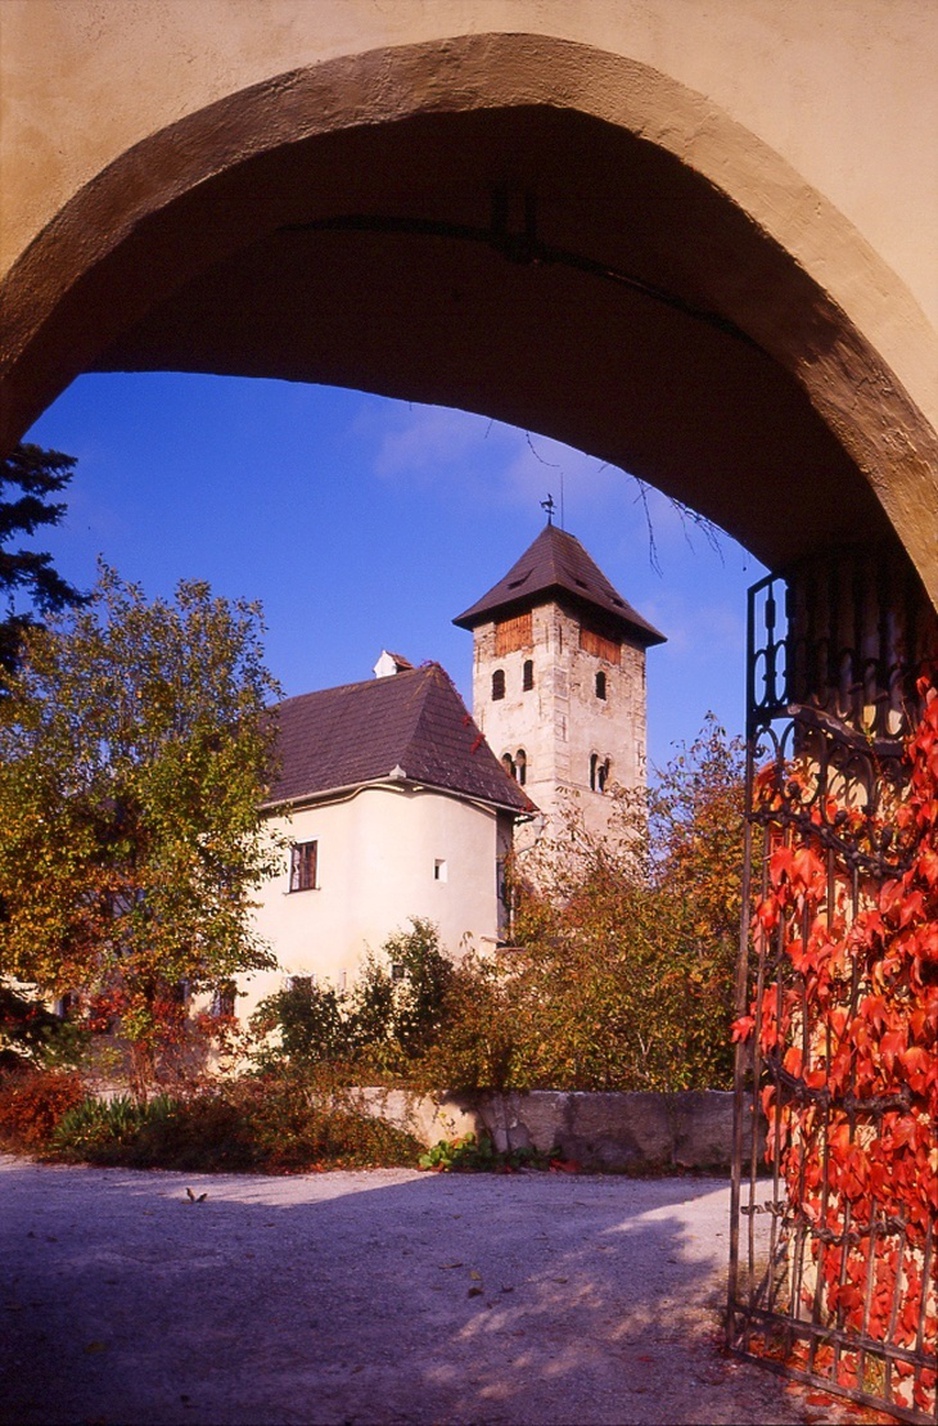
<box><xmin>727</xmin><ymin>549</ymin><xmax>937</xmax><ymax>1424</ymax></box>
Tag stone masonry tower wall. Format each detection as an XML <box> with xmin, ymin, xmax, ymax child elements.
<box><xmin>454</xmin><ymin>524</ymin><xmax>665</xmax><ymax>846</ymax></box>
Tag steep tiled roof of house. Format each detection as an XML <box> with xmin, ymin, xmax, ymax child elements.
<box><xmin>264</xmin><ymin>663</ymin><xmax>534</xmax><ymax>814</ymax></box>
<box><xmin>453</xmin><ymin>523</ymin><xmax>666</xmax><ymax>646</ymax></box>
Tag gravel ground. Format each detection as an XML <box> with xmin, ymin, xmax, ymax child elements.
<box><xmin>0</xmin><ymin>1156</ymin><xmax>853</xmax><ymax>1426</ymax></box>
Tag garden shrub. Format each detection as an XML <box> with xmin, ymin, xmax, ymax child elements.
<box><xmin>421</xmin><ymin>719</ymin><xmax>747</xmax><ymax>1094</ymax></box>
<box><xmin>418</xmin><ymin>1132</ymin><xmax>555</xmax><ymax>1173</ymax></box>
<box><xmin>253</xmin><ymin>917</ymin><xmax>453</xmax><ymax>1078</ymax></box>
<box><xmin>0</xmin><ymin>1069</ymin><xmax>86</xmax><ymax>1151</ymax></box>
<box><xmin>48</xmin><ymin>1074</ymin><xmax>422</xmax><ymax>1173</ymax></box>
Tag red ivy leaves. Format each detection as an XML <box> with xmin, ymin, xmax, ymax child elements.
<box><xmin>734</xmin><ymin>676</ymin><xmax>938</xmax><ymax>1413</ymax></box>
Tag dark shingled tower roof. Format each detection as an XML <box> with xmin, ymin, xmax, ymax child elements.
<box><xmin>264</xmin><ymin>663</ymin><xmax>534</xmax><ymax>815</ymax></box>
<box><xmin>453</xmin><ymin>523</ymin><xmax>666</xmax><ymax>646</ymax></box>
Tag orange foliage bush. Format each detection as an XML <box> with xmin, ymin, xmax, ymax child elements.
<box><xmin>0</xmin><ymin>1070</ymin><xmax>86</xmax><ymax>1151</ymax></box>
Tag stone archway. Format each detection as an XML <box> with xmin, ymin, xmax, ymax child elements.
<box><xmin>2</xmin><ymin>28</ymin><xmax>936</xmax><ymax>599</ymax></box>
<box><xmin>3</xmin><ymin>15</ymin><xmax>937</xmax><ymax>1417</ymax></box>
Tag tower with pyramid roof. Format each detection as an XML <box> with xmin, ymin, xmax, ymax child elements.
<box><xmin>453</xmin><ymin>522</ymin><xmax>665</xmax><ymax>845</ymax></box>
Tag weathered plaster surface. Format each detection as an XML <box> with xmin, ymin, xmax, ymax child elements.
<box><xmin>246</xmin><ymin>785</ymin><xmax>508</xmax><ymax>1014</ymax></box>
<box><xmin>471</xmin><ymin>605</ymin><xmax>649</xmax><ymax>844</ymax></box>
<box><xmin>3</xmin><ymin>1</ymin><xmax>935</xmax><ymax>327</ymax></box>
<box><xmin>2</xmin><ymin>3</ymin><xmax>935</xmax><ymax>598</ymax></box>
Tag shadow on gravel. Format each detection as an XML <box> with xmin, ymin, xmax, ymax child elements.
<box><xmin>0</xmin><ymin>1159</ymin><xmax>806</xmax><ymax>1426</ymax></box>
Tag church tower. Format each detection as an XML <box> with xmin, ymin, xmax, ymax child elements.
<box><xmin>453</xmin><ymin>522</ymin><xmax>665</xmax><ymax>842</ymax></box>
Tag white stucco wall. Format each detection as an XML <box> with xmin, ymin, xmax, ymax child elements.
<box><xmin>241</xmin><ymin>782</ymin><xmax>513</xmax><ymax>1017</ymax></box>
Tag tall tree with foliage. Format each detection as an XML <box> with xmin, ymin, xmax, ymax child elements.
<box><xmin>0</xmin><ymin>565</ymin><xmax>282</xmax><ymax>1096</ymax></box>
<box><xmin>0</xmin><ymin>443</ymin><xmax>85</xmax><ymax>682</ymax></box>
<box><xmin>424</xmin><ymin>717</ymin><xmax>748</xmax><ymax>1093</ymax></box>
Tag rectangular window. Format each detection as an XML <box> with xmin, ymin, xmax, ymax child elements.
<box><xmin>289</xmin><ymin>840</ymin><xmax>318</xmax><ymax>892</ymax></box>
<box><xmin>212</xmin><ymin>980</ymin><xmax>236</xmax><ymax>1017</ymax></box>
<box><xmin>579</xmin><ymin>625</ymin><xmax>621</xmax><ymax>664</ymax></box>
<box><xmin>434</xmin><ymin>858</ymin><xmax>448</xmax><ymax>882</ymax></box>
<box><xmin>495</xmin><ymin>612</ymin><xmax>533</xmax><ymax>655</ymax></box>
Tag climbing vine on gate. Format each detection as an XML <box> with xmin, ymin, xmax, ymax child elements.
<box><xmin>733</xmin><ymin>676</ymin><xmax>938</xmax><ymax>1419</ymax></box>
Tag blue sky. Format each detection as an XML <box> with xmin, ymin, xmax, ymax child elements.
<box><xmin>24</xmin><ymin>372</ymin><xmax>765</xmax><ymax>772</ymax></box>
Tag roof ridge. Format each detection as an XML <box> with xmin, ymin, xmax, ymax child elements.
<box><xmin>276</xmin><ymin>664</ymin><xmax>425</xmax><ymax>710</ymax></box>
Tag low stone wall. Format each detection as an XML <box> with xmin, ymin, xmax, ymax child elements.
<box><xmin>354</xmin><ymin>1087</ymin><xmax>758</xmax><ymax>1171</ymax></box>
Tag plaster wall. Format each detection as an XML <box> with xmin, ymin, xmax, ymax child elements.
<box><xmin>2</xmin><ymin>2</ymin><xmax>937</xmax><ymax>598</ymax></box>
<box><xmin>3</xmin><ymin>0</ymin><xmax>935</xmax><ymax>331</ymax></box>
<box><xmin>243</xmin><ymin>784</ymin><xmax>510</xmax><ymax>1017</ymax></box>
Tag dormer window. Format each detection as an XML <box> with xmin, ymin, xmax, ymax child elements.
<box><xmin>492</xmin><ymin>668</ymin><xmax>506</xmax><ymax>701</ymax></box>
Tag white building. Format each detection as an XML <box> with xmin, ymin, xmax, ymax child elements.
<box><xmin>243</xmin><ymin>657</ymin><xmax>533</xmax><ymax>1012</ymax></box>
<box><xmin>453</xmin><ymin>522</ymin><xmax>665</xmax><ymax>846</ymax></box>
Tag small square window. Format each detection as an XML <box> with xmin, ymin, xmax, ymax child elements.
<box><xmin>290</xmin><ymin>840</ymin><xmax>318</xmax><ymax>892</ymax></box>
<box><xmin>434</xmin><ymin>858</ymin><xmax>448</xmax><ymax>882</ymax></box>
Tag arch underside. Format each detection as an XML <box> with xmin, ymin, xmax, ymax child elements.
<box><xmin>3</xmin><ymin>40</ymin><xmax>934</xmax><ymax>585</ymax></box>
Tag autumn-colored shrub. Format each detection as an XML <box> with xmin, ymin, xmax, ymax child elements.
<box><xmin>0</xmin><ymin>1069</ymin><xmax>86</xmax><ymax>1151</ymax></box>
<box><xmin>48</xmin><ymin>1074</ymin><xmax>422</xmax><ymax>1173</ymax></box>
<box><xmin>422</xmin><ymin>718</ymin><xmax>746</xmax><ymax>1093</ymax></box>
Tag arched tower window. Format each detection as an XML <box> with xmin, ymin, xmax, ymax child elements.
<box><xmin>522</xmin><ymin>659</ymin><xmax>534</xmax><ymax>691</ymax></box>
<box><xmin>501</xmin><ymin>752</ymin><xmax>516</xmax><ymax>779</ymax></box>
<box><xmin>590</xmin><ymin>754</ymin><xmax>611</xmax><ymax>792</ymax></box>
<box><xmin>492</xmin><ymin>668</ymin><xmax>505</xmax><ymax>701</ymax></box>
<box><xmin>595</xmin><ymin>670</ymin><xmax>607</xmax><ymax>700</ymax></box>
<box><xmin>515</xmin><ymin>749</ymin><xmax>527</xmax><ymax>786</ymax></box>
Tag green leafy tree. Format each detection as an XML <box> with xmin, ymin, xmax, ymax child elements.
<box><xmin>0</xmin><ymin>565</ymin><xmax>282</xmax><ymax>1096</ymax></box>
<box><xmin>253</xmin><ymin>918</ymin><xmax>453</xmax><ymax>1075</ymax></box>
<box><xmin>425</xmin><ymin>718</ymin><xmax>747</xmax><ymax>1093</ymax></box>
<box><xmin>0</xmin><ymin>443</ymin><xmax>85</xmax><ymax>682</ymax></box>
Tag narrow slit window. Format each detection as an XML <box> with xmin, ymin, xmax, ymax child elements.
<box><xmin>522</xmin><ymin>659</ymin><xmax>534</xmax><ymax>691</ymax></box>
<box><xmin>595</xmin><ymin>670</ymin><xmax>607</xmax><ymax>700</ymax></box>
<box><xmin>434</xmin><ymin>858</ymin><xmax>448</xmax><ymax>882</ymax></box>
<box><xmin>492</xmin><ymin>668</ymin><xmax>506</xmax><ymax>701</ymax></box>
<box><xmin>516</xmin><ymin>749</ymin><xmax>527</xmax><ymax>786</ymax></box>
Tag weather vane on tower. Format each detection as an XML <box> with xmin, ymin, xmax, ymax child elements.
<box><xmin>541</xmin><ymin>493</ymin><xmax>555</xmax><ymax>525</ymax></box>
